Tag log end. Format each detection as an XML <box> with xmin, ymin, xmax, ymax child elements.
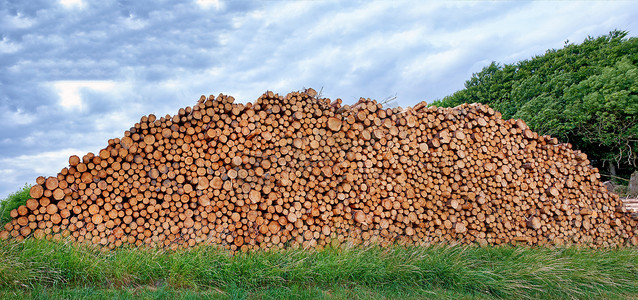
<box><xmin>29</xmin><ymin>185</ymin><xmax>44</xmax><ymax>199</ymax></box>
<box><xmin>69</xmin><ymin>155</ymin><xmax>81</xmax><ymax>167</ymax></box>
<box><xmin>527</xmin><ymin>217</ymin><xmax>541</xmax><ymax>230</ymax></box>
<box><xmin>454</xmin><ymin>222</ymin><xmax>467</xmax><ymax>234</ymax></box>
<box><xmin>354</xmin><ymin>210</ymin><xmax>366</xmax><ymax>224</ymax></box>
<box><xmin>327</xmin><ymin>117</ymin><xmax>342</xmax><ymax>132</ymax></box>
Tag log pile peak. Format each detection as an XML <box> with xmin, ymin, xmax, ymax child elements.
<box><xmin>2</xmin><ymin>88</ymin><xmax>637</xmax><ymax>251</ymax></box>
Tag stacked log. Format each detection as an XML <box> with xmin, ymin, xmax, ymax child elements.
<box><xmin>624</xmin><ymin>199</ymin><xmax>638</xmax><ymax>218</ymax></box>
<box><xmin>1</xmin><ymin>88</ymin><xmax>637</xmax><ymax>251</ymax></box>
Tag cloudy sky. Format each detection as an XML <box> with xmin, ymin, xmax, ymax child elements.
<box><xmin>0</xmin><ymin>0</ymin><xmax>637</xmax><ymax>199</ymax></box>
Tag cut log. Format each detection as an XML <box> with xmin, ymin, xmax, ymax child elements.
<box><xmin>45</xmin><ymin>177</ymin><xmax>59</xmax><ymax>190</ymax></box>
<box><xmin>29</xmin><ymin>185</ymin><xmax>44</xmax><ymax>199</ymax></box>
<box><xmin>327</xmin><ymin>117</ymin><xmax>342</xmax><ymax>132</ymax></box>
<box><xmin>527</xmin><ymin>217</ymin><xmax>541</xmax><ymax>230</ymax></box>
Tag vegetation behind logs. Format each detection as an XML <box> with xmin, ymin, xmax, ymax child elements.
<box><xmin>1</xmin><ymin>88</ymin><xmax>637</xmax><ymax>251</ymax></box>
<box><xmin>432</xmin><ymin>30</ymin><xmax>638</xmax><ymax>179</ymax></box>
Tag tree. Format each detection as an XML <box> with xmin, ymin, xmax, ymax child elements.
<box><xmin>432</xmin><ymin>31</ymin><xmax>638</xmax><ymax>178</ymax></box>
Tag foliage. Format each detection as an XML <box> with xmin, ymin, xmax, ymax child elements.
<box><xmin>0</xmin><ymin>185</ymin><xmax>31</xmax><ymax>228</ymax></box>
<box><xmin>432</xmin><ymin>30</ymin><xmax>638</xmax><ymax>177</ymax></box>
<box><xmin>1</xmin><ymin>238</ymin><xmax>637</xmax><ymax>299</ymax></box>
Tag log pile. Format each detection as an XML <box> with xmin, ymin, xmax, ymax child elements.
<box><xmin>624</xmin><ymin>199</ymin><xmax>638</xmax><ymax>218</ymax></box>
<box><xmin>2</xmin><ymin>89</ymin><xmax>637</xmax><ymax>251</ymax></box>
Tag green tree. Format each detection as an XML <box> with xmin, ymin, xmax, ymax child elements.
<box><xmin>432</xmin><ymin>31</ymin><xmax>638</xmax><ymax>178</ymax></box>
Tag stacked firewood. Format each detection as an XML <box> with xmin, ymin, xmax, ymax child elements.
<box><xmin>2</xmin><ymin>89</ymin><xmax>636</xmax><ymax>251</ymax></box>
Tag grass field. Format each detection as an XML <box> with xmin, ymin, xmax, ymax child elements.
<box><xmin>0</xmin><ymin>238</ymin><xmax>637</xmax><ymax>299</ymax></box>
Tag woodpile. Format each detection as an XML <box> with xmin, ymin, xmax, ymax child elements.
<box><xmin>2</xmin><ymin>88</ymin><xmax>637</xmax><ymax>251</ymax></box>
<box><xmin>623</xmin><ymin>199</ymin><xmax>638</xmax><ymax>218</ymax></box>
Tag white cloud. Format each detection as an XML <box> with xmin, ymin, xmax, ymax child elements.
<box><xmin>196</xmin><ymin>0</ymin><xmax>223</xmax><ymax>10</ymax></box>
<box><xmin>0</xmin><ymin>148</ymin><xmax>88</xmax><ymax>186</ymax></box>
<box><xmin>3</xmin><ymin>108</ymin><xmax>36</xmax><ymax>126</ymax></box>
<box><xmin>306</xmin><ymin>2</ymin><xmax>389</xmax><ymax>38</ymax></box>
<box><xmin>402</xmin><ymin>48</ymin><xmax>465</xmax><ymax>80</ymax></box>
<box><xmin>0</xmin><ymin>37</ymin><xmax>22</xmax><ymax>54</ymax></box>
<box><xmin>52</xmin><ymin>80</ymin><xmax>118</xmax><ymax>110</ymax></box>
<box><xmin>3</xmin><ymin>12</ymin><xmax>35</xmax><ymax>29</ymax></box>
<box><xmin>95</xmin><ymin>111</ymin><xmax>136</xmax><ymax>133</ymax></box>
<box><xmin>59</xmin><ymin>0</ymin><xmax>85</xmax><ymax>9</ymax></box>
<box><xmin>121</xmin><ymin>14</ymin><xmax>148</xmax><ymax>30</ymax></box>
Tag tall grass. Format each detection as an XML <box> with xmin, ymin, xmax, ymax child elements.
<box><xmin>0</xmin><ymin>238</ymin><xmax>636</xmax><ymax>299</ymax></box>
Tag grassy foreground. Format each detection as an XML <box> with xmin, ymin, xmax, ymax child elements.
<box><xmin>0</xmin><ymin>239</ymin><xmax>636</xmax><ymax>299</ymax></box>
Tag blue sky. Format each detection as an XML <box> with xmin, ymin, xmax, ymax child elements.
<box><xmin>1</xmin><ymin>0</ymin><xmax>637</xmax><ymax>199</ymax></box>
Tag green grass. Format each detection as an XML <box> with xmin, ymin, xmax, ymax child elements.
<box><xmin>0</xmin><ymin>238</ymin><xmax>636</xmax><ymax>299</ymax></box>
<box><xmin>0</xmin><ymin>185</ymin><xmax>30</xmax><ymax>228</ymax></box>
<box><xmin>0</xmin><ymin>285</ymin><xmax>482</xmax><ymax>299</ymax></box>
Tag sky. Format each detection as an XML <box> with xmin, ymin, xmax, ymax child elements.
<box><xmin>0</xmin><ymin>0</ymin><xmax>637</xmax><ymax>199</ymax></box>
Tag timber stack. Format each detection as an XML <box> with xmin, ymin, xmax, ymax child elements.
<box><xmin>2</xmin><ymin>89</ymin><xmax>637</xmax><ymax>251</ymax></box>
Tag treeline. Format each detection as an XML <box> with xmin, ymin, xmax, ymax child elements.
<box><xmin>433</xmin><ymin>30</ymin><xmax>637</xmax><ymax>179</ymax></box>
